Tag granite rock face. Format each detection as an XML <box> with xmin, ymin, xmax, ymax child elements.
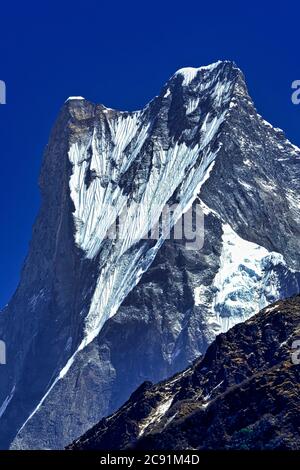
<box><xmin>69</xmin><ymin>296</ymin><xmax>300</xmax><ymax>451</ymax></box>
<box><xmin>0</xmin><ymin>61</ymin><xmax>300</xmax><ymax>449</ymax></box>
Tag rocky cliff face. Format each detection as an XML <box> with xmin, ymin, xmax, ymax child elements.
<box><xmin>1</xmin><ymin>61</ymin><xmax>300</xmax><ymax>449</ymax></box>
<box><xmin>69</xmin><ymin>296</ymin><xmax>300</xmax><ymax>451</ymax></box>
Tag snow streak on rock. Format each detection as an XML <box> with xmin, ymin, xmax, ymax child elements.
<box><xmin>68</xmin><ymin>102</ymin><xmax>230</xmax><ymax>348</ymax></box>
<box><xmin>138</xmin><ymin>397</ymin><xmax>173</xmax><ymax>437</ymax></box>
<box><xmin>0</xmin><ymin>387</ymin><xmax>15</xmax><ymax>420</ymax></box>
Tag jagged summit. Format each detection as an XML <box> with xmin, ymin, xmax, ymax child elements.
<box><xmin>174</xmin><ymin>61</ymin><xmax>223</xmax><ymax>81</ymax></box>
<box><xmin>172</xmin><ymin>59</ymin><xmax>239</xmax><ymax>83</ymax></box>
<box><xmin>64</xmin><ymin>60</ymin><xmax>244</xmax><ymax>116</ymax></box>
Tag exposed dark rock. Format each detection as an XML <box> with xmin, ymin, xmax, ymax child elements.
<box><xmin>68</xmin><ymin>296</ymin><xmax>300</xmax><ymax>450</ymax></box>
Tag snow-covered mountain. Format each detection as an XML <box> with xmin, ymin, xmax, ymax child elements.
<box><xmin>1</xmin><ymin>61</ymin><xmax>300</xmax><ymax>449</ymax></box>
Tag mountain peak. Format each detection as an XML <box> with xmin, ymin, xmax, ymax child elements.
<box><xmin>65</xmin><ymin>96</ymin><xmax>85</xmax><ymax>102</ymax></box>
<box><xmin>2</xmin><ymin>60</ymin><xmax>300</xmax><ymax>451</ymax></box>
<box><xmin>172</xmin><ymin>60</ymin><xmax>240</xmax><ymax>85</ymax></box>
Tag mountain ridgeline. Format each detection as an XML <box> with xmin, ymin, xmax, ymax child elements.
<box><xmin>69</xmin><ymin>296</ymin><xmax>300</xmax><ymax>451</ymax></box>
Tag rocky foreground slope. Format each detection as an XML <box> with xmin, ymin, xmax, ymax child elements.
<box><xmin>69</xmin><ymin>296</ymin><xmax>300</xmax><ymax>450</ymax></box>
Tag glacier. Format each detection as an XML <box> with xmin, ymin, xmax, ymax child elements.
<box><xmin>202</xmin><ymin>223</ymin><xmax>284</xmax><ymax>335</ymax></box>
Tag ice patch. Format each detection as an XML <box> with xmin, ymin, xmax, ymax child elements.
<box><xmin>286</xmin><ymin>189</ymin><xmax>300</xmax><ymax>212</ymax></box>
<box><xmin>186</xmin><ymin>98</ymin><xmax>200</xmax><ymax>115</ymax></box>
<box><xmin>65</xmin><ymin>96</ymin><xmax>85</xmax><ymax>102</ymax></box>
<box><xmin>138</xmin><ymin>396</ymin><xmax>173</xmax><ymax>437</ymax></box>
<box><xmin>212</xmin><ymin>80</ymin><xmax>232</xmax><ymax>107</ymax></box>
<box><xmin>211</xmin><ymin>224</ymin><xmax>271</xmax><ymax>332</ymax></box>
<box><xmin>194</xmin><ymin>285</ymin><xmax>209</xmax><ymax>306</ymax></box>
<box><xmin>175</xmin><ymin>61</ymin><xmax>222</xmax><ymax>86</ymax></box>
<box><xmin>195</xmin><ymin>223</ymin><xmax>286</xmax><ymax>336</ymax></box>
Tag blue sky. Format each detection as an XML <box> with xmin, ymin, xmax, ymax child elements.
<box><xmin>0</xmin><ymin>0</ymin><xmax>299</xmax><ymax>307</ymax></box>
